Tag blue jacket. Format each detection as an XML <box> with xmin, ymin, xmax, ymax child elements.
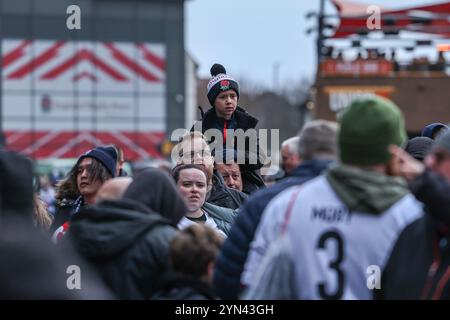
<box><xmin>212</xmin><ymin>159</ymin><xmax>333</xmax><ymax>299</ymax></box>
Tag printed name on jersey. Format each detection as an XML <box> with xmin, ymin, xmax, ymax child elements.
<box><xmin>311</xmin><ymin>206</ymin><xmax>352</xmax><ymax>224</ymax></box>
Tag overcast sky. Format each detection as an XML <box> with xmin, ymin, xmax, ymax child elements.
<box><xmin>186</xmin><ymin>0</ymin><xmax>449</xmax><ymax>90</ymax></box>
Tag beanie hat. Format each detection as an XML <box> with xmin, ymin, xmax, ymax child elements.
<box><xmin>405</xmin><ymin>137</ymin><xmax>434</xmax><ymax>161</ymax></box>
<box><xmin>421</xmin><ymin>123</ymin><xmax>448</xmax><ymax>139</ymax></box>
<box><xmin>206</xmin><ymin>64</ymin><xmax>239</xmax><ymax>106</ymax></box>
<box><xmin>339</xmin><ymin>97</ymin><xmax>406</xmax><ymax>165</ymax></box>
<box><xmin>78</xmin><ymin>146</ymin><xmax>117</xmax><ymax>178</ymax></box>
<box><xmin>434</xmin><ymin>129</ymin><xmax>450</xmax><ymax>153</ymax></box>
<box><xmin>103</xmin><ymin>146</ymin><xmax>119</xmax><ymax>162</ymax></box>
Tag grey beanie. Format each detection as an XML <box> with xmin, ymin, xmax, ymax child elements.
<box><xmin>405</xmin><ymin>137</ymin><xmax>434</xmax><ymax>161</ymax></box>
<box><xmin>435</xmin><ymin>130</ymin><xmax>450</xmax><ymax>153</ymax></box>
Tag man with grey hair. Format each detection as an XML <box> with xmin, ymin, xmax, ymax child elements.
<box><xmin>298</xmin><ymin>120</ymin><xmax>338</xmax><ymax>161</ymax></box>
<box><xmin>213</xmin><ymin>120</ymin><xmax>338</xmax><ymax>299</ymax></box>
<box><xmin>280</xmin><ymin>137</ymin><xmax>301</xmax><ymax>177</ymax></box>
<box><xmin>281</xmin><ymin>121</ymin><xmax>338</xmax><ymax>177</ymax></box>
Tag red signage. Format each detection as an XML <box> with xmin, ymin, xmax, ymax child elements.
<box><xmin>331</xmin><ymin>0</ymin><xmax>450</xmax><ymax>39</ymax></box>
<box><xmin>321</xmin><ymin>59</ymin><xmax>393</xmax><ymax>77</ymax></box>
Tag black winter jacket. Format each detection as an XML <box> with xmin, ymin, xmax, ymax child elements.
<box><xmin>67</xmin><ymin>199</ymin><xmax>178</xmax><ymax>299</ymax></box>
<box><xmin>411</xmin><ymin>169</ymin><xmax>450</xmax><ymax>227</ymax></box>
<box><xmin>240</xmin><ymin>168</ymin><xmax>266</xmax><ymax>195</ymax></box>
<box><xmin>51</xmin><ymin>197</ymin><xmax>85</xmax><ymax>233</ymax></box>
<box><xmin>378</xmin><ymin>169</ymin><xmax>450</xmax><ymax>300</ymax></box>
<box><xmin>193</xmin><ymin>106</ymin><xmax>266</xmax><ymax>171</ymax></box>
<box><xmin>378</xmin><ymin>215</ymin><xmax>449</xmax><ymax>300</ymax></box>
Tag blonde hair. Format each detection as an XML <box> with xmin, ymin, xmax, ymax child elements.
<box><xmin>33</xmin><ymin>195</ymin><xmax>53</xmax><ymax>232</ymax></box>
<box><xmin>173</xmin><ymin>132</ymin><xmax>214</xmax><ymax>185</ymax></box>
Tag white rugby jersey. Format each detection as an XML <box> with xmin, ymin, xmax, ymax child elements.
<box><xmin>243</xmin><ymin>175</ymin><xmax>423</xmax><ymax>300</ymax></box>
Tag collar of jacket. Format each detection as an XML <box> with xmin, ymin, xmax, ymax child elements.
<box><xmin>202</xmin><ymin>106</ymin><xmax>258</xmax><ymax>131</ymax></box>
<box><xmin>69</xmin><ymin>198</ymin><xmax>172</xmax><ymax>257</ymax></box>
<box><xmin>325</xmin><ymin>164</ymin><xmax>409</xmax><ymax>215</ymax></box>
<box><xmin>202</xmin><ymin>202</ymin><xmax>236</xmax><ymax>224</ymax></box>
<box><xmin>290</xmin><ymin>159</ymin><xmax>335</xmax><ymax>178</ymax></box>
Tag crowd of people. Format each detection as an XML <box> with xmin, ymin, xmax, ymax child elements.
<box><xmin>1</xmin><ymin>63</ymin><xmax>450</xmax><ymax>300</ymax></box>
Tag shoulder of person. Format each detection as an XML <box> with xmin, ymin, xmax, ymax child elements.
<box><xmin>140</xmin><ymin>224</ymin><xmax>178</xmax><ymax>252</ymax></box>
<box><xmin>203</xmin><ymin>202</ymin><xmax>237</xmax><ymax>223</ymax></box>
<box><xmin>235</xmin><ymin>106</ymin><xmax>258</xmax><ymax>126</ymax></box>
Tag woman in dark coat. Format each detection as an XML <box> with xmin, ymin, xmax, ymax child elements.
<box><xmin>66</xmin><ymin>168</ymin><xmax>188</xmax><ymax>299</ymax></box>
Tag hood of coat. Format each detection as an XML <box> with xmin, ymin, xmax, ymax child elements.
<box><xmin>0</xmin><ymin>150</ymin><xmax>34</xmax><ymax>227</ymax></box>
<box><xmin>326</xmin><ymin>164</ymin><xmax>409</xmax><ymax>215</ymax></box>
<box><xmin>69</xmin><ymin>199</ymin><xmax>171</xmax><ymax>258</ymax></box>
<box><xmin>122</xmin><ymin>168</ymin><xmax>188</xmax><ymax>226</ymax></box>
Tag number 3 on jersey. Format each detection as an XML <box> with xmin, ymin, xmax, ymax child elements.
<box><xmin>316</xmin><ymin>231</ymin><xmax>345</xmax><ymax>299</ymax></box>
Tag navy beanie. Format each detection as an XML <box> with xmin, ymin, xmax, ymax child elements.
<box><xmin>78</xmin><ymin>146</ymin><xmax>117</xmax><ymax>178</ymax></box>
<box><xmin>103</xmin><ymin>146</ymin><xmax>119</xmax><ymax>162</ymax></box>
<box><xmin>421</xmin><ymin>123</ymin><xmax>448</xmax><ymax>139</ymax></box>
<box><xmin>206</xmin><ymin>64</ymin><xmax>239</xmax><ymax>106</ymax></box>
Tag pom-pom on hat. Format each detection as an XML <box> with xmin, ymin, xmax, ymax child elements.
<box><xmin>206</xmin><ymin>64</ymin><xmax>239</xmax><ymax>106</ymax></box>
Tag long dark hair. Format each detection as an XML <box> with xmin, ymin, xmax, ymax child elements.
<box><xmin>55</xmin><ymin>157</ymin><xmax>111</xmax><ymax>202</ymax></box>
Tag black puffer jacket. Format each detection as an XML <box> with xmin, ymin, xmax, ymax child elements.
<box><xmin>67</xmin><ymin>168</ymin><xmax>188</xmax><ymax>299</ymax></box>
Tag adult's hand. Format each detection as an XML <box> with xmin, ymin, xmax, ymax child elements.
<box><xmin>389</xmin><ymin>145</ymin><xmax>425</xmax><ymax>183</ymax></box>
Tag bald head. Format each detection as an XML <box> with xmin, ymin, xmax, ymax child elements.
<box><xmin>95</xmin><ymin>177</ymin><xmax>133</xmax><ymax>203</ymax></box>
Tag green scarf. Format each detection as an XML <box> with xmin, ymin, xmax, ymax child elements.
<box><xmin>326</xmin><ymin>165</ymin><xmax>409</xmax><ymax>215</ymax></box>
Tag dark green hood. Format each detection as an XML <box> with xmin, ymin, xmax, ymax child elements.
<box><xmin>69</xmin><ymin>199</ymin><xmax>171</xmax><ymax>258</ymax></box>
<box><xmin>326</xmin><ymin>165</ymin><xmax>409</xmax><ymax>215</ymax></box>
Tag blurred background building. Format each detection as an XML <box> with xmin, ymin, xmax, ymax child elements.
<box><xmin>1</xmin><ymin>0</ymin><xmax>450</xmax><ymax>175</ymax></box>
<box><xmin>0</xmin><ymin>0</ymin><xmax>195</xmax><ymax>161</ymax></box>
<box><xmin>308</xmin><ymin>0</ymin><xmax>450</xmax><ymax>136</ymax></box>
